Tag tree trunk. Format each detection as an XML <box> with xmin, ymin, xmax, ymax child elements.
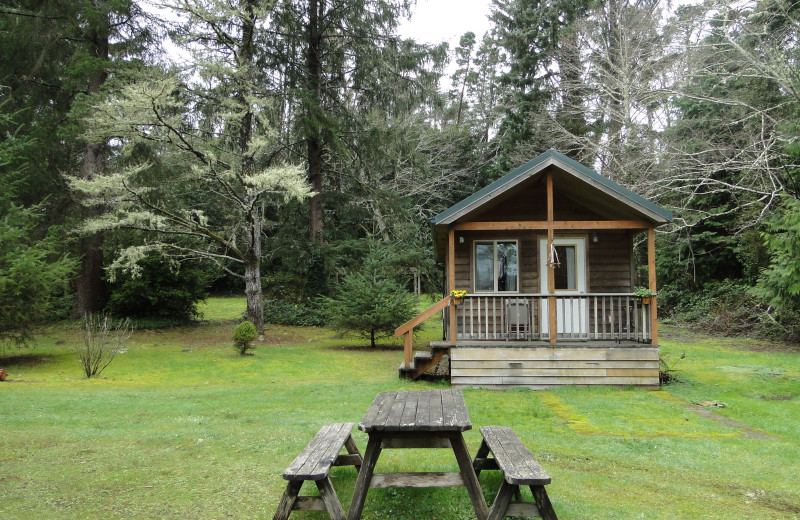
<box><xmin>239</xmin><ymin>0</ymin><xmax>263</xmax><ymax>334</ymax></box>
<box><xmin>306</xmin><ymin>0</ymin><xmax>324</xmax><ymax>242</ymax></box>
<box><xmin>244</xmin><ymin>254</ymin><xmax>264</xmax><ymax>334</ymax></box>
<box><xmin>73</xmin><ymin>3</ymin><xmax>109</xmax><ymax>318</ymax></box>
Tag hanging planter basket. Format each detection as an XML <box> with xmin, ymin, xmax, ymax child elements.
<box><xmin>451</xmin><ymin>290</ymin><xmax>467</xmax><ymax>306</ymax></box>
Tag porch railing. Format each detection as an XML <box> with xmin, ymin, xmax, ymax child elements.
<box><xmin>395</xmin><ymin>293</ymin><xmax>653</xmax><ymax>371</ymax></box>
<box><xmin>451</xmin><ymin>293</ymin><xmax>652</xmax><ymax>342</ymax></box>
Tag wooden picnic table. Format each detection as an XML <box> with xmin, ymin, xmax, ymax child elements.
<box><xmin>346</xmin><ymin>389</ymin><xmax>489</xmax><ymax>520</ymax></box>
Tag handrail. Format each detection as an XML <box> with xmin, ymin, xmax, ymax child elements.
<box><xmin>396</xmin><ymin>295</ymin><xmax>452</xmax><ymax>370</ymax></box>
<box><xmin>394</xmin><ymin>295</ymin><xmax>452</xmax><ymax>338</ymax></box>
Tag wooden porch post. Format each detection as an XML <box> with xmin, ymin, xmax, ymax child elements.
<box><xmin>448</xmin><ymin>227</ymin><xmax>457</xmax><ymax>346</ymax></box>
<box><xmin>648</xmin><ymin>227</ymin><xmax>658</xmax><ymax>345</ymax></box>
<box><xmin>547</xmin><ymin>172</ymin><xmax>557</xmax><ymax>345</ymax></box>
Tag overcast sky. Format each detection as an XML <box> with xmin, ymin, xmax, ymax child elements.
<box><xmin>398</xmin><ymin>0</ymin><xmax>494</xmax><ymax>46</ymax></box>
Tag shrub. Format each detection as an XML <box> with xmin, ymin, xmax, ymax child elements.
<box><xmin>233</xmin><ymin>321</ymin><xmax>258</xmax><ymax>356</ymax></box>
<box><xmin>75</xmin><ymin>314</ymin><xmax>131</xmax><ymax>378</ymax></box>
<box><xmin>106</xmin><ymin>254</ymin><xmax>208</xmax><ymax>324</ymax></box>
<box><xmin>1</xmin><ymin>204</ymin><xmax>76</xmax><ymax>349</ymax></box>
<box><xmin>263</xmin><ymin>299</ymin><xmax>325</xmax><ymax>327</ymax></box>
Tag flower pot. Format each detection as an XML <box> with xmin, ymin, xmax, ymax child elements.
<box><xmin>453</xmin><ymin>298</ymin><xmax>463</xmax><ymax>306</ymax></box>
<box><xmin>641</xmin><ymin>297</ymin><xmax>652</xmax><ymax>305</ymax></box>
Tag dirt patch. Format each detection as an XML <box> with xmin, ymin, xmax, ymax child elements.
<box><xmin>0</xmin><ymin>353</ymin><xmax>53</xmax><ymax>368</ymax></box>
<box><xmin>688</xmin><ymin>404</ymin><xmax>779</xmax><ymax>440</ymax></box>
<box><xmin>719</xmin><ymin>484</ymin><xmax>800</xmax><ymax>514</ymax></box>
<box><xmin>337</xmin><ymin>345</ymin><xmax>402</xmax><ymax>352</ymax></box>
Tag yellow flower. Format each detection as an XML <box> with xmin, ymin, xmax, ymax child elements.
<box><xmin>451</xmin><ymin>290</ymin><xmax>467</xmax><ymax>299</ymax></box>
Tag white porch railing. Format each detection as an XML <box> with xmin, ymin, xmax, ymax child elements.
<box><xmin>450</xmin><ymin>293</ymin><xmax>652</xmax><ymax>342</ymax></box>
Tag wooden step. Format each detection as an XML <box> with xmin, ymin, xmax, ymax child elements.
<box><xmin>398</xmin><ymin>345</ymin><xmax>450</xmax><ymax>380</ymax></box>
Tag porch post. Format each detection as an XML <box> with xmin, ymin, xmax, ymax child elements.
<box><xmin>648</xmin><ymin>227</ymin><xmax>658</xmax><ymax>345</ymax></box>
<box><xmin>547</xmin><ymin>172</ymin><xmax>557</xmax><ymax>345</ymax></box>
<box><xmin>448</xmin><ymin>226</ymin><xmax>457</xmax><ymax>346</ymax></box>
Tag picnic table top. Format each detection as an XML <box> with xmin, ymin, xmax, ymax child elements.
<box><xmin>358</xmin><ymin>389</ymin><xmax>472</xmax><ymax>433</ymax></box>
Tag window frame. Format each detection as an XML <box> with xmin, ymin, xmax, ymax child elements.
<box><xmin>472</xmin><ymin>239</ymin><xmax>520</xmax><ymax>293</ymax></box>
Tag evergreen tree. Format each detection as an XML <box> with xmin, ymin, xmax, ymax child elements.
<box><xmin>0</xmin><ymin>110</ymin><xmax>76</xmax><ymax>348</ymax></box>
<box><xmin>263</xmin><ymin>0</ymin><xmax>445</xmax><ymax>241</ymax></box>
<box><xmin>324</xmin><ymin>253</ymin><xmax>418</xmax><ymax>348</ymax></box>
<box><xmin>0</xmin><ymin>0</ymin><xmax>154</xmax><ymax>316</ymax></box>
<box><xmin>70</xmin><ymin>0</ymin><xmax>310</xmax><ymax>333</ymax></box>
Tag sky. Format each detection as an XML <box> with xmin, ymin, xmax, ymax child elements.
<box><xmin>398</xmin><ymin>0</ymin><xmax>494</xmax><ymax>47</ymax></box>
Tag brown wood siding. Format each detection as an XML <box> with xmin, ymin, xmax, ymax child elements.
<box><xmin>587</xmin><ymin>231</ymin><xmax>634</xmax><ymax>293</ymax></box>
<box><xmin>450</xmin><ymin>346</ymin><xmax>660</xmax><ymax>388</ymax></box>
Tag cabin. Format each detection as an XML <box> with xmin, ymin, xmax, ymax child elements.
<box><xmin>395</xmin><ymin>149</ymin><xmax>673</xmax><ymax>389</ymax></box>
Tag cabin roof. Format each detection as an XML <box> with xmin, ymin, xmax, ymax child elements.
<box><xmin>430</xmin><ymin>149</ymin><xmax>672</xmax><ymax>263</ymax></box>
<box><xmin>431</xmin><ymin>149</ymin><xmax>673</xmax><ymax>227</ymax></box>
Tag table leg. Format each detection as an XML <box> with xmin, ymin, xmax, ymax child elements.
<box><xmin>346</xmin><ymin>435</ymin><xmax>382</xmax><ymax>520</ymax></box>
<box><xmin>450</xmin><ymin>433</ymin><xmax>489</xmax><ymax>520</ymax></box>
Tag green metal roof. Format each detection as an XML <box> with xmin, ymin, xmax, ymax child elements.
<box><xmin>431</xmin><ymin>148</ymin><xmax>673</xmax><ymax>225</ymax></box>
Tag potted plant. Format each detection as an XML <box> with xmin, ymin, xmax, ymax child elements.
<box><xmin>634</xmin><ymin>287</ymin><xmax>656</xmax><ymax>304</ymax></box>
<box><xmin>450</xmin><ymin>290</ymin><xmax>467</xmax><ymax>305</ymax></box>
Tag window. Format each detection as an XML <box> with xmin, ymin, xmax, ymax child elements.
<box><xmin>474</xmin><ymin>240</ymin><xmax>518</xmax><ymax>292</ymax></box>
<box><xmin>553</xmin><ymin>245</ymin><xmax>576</xmax><ymax>290</ymax></box>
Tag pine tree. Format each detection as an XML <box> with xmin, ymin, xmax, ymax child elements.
<box><xmin>70</xmin><ymin>0</ymin><xmax>310</xmax><ymax>333</ymax></box>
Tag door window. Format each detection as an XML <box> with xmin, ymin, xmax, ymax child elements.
<box><xmin>553</xmin><ymin>245</ymin><xmax>577</xmax><ymax>290</ymax></box>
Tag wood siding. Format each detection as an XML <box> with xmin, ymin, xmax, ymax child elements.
<box><xmin>452</xmin><ymin>230</ymin><xmax>635</xmax><ymax>305</ymax></box>
<box><xmin>588</xmin><ymin>231</ymin><xmax>634</xmax><ymax>293</ymax></box>
<box><xmin>450</xmin><ymin>346</ymin><xmax>659</xmax><ymax>389</ymax></box>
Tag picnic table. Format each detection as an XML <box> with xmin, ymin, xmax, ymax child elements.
<box><xmin>346</xmin><ymin>389</ymin><xmax>489</xmax><ymax>520</ymax></box>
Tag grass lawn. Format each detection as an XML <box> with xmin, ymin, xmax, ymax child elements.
<box><xmin>1</xmin><ymin>297</ymin><xmax>799</xmax><ymax>519</ymax></box>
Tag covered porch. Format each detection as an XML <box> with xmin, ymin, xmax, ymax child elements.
<box><xmin>395</xmin><ymin>150</ymin><xmax>672</xmax><ymax>388</ymax></box>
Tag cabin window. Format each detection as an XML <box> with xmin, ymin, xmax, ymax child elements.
<box><xmin>474</xmin><ymin>240</ymin><xmax>518</xmax><ymax>292</ymax></box>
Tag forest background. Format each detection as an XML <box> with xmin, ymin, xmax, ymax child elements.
<box><xmin>2</xmin><ymin>0</ymin><xmax>799</xmax><ymax>346</ymax></box>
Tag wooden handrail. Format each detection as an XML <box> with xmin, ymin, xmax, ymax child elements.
<box><xmin>394</xmin><ymin>295</ymin><xmax>452</xmax><ymax>338</ymax></box>
<box><xmin>396</xmin><ymin>295</ymin><xmax>452</xmax><ymax>370</ymax></box>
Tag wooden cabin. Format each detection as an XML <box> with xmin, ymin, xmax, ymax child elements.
<box><xmin>395</xmin><ymin>149</ymin><xmax>673</xmax><ymax>389</ymax></box>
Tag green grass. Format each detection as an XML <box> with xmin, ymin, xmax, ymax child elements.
<box><xmin>1</xmin><ymin>301</ymin><xmax>799</xmax><ymax>519</ymax></box>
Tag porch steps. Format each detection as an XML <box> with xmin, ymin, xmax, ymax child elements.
<box><xmin>398</xmin><ymin>344</ymin><xmax>450</xmax><ymax>380</ymax></box>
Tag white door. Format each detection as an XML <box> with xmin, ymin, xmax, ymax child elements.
<box><xmin>539</xmin><ymin>238</ymin><xmax>588</xmax><ymax>337</ymax></box>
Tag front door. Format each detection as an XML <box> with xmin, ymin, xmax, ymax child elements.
<box><xmin>539</xmin><ymin>237</ymin><xmax>588</xmax><ymax>337</ymax></box>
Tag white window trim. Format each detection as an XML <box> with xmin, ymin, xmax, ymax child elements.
<box><xmin>473</xmin><ymin>239</ymin><xmax>520</xmax><ymax>293</ymax></box>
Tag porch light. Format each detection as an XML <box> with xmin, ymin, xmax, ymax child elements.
<box><xmin>590</xmin><ymin>231</ymin><xmax>599</xmax><ymax>243</ymax></box>
<box><xmin>458</xmin><ymin>235</ymin><xmax>465</xmax><ymax>244</ymax></box>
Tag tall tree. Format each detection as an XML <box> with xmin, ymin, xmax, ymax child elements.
<box><xmin>486</xmin><ymin>0</ymin><xmax>593</xmax><ymax>174</ymax></box>
<box><xmin>71</xmin><ymin>0</ymin><xmax>310</xmax><ymax>332</ymax></box>
<box><xmin>0</xmin><ymin>107</ymin><xmax>77</xmax><ymax>348</ymax></box>
<box><xmin>1</xmin><ymin>0</ymin><xmax>153</xmax><ymax>316</ymax></box>
<box><xmin>264</xmin><ymin>0</ymin><xmax>439</xmax><ymax>242</ymax></box>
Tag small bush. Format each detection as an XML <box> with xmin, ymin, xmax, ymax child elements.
<box><xmin>75</xmin><ymin>314</ymin><xmax>131</xmax><ymax>378</ymax></box>
<box><xmin>233</xmin><ymin>321</ymin><xmax>258</xmax><ymax>356</ymax></box>
<box><xmin>663</xmin><ymin>280</ymin><xmax>800</xmax><ymax>343</ymax></box>
<box><xmin>263</xmin><ymin>299</ymin><xmax>325</xmax><ymax>326</ymax></box>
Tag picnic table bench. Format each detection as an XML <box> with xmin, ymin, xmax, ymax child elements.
<box><xmin>273</xmin><ymin>422</ymin><xmax>363</xmax><ymax>520</ymax></box>
<box><xmin>472</xmin><ymin>426</ymin><xmax>558</xmax><ymax>520</ymax></box>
